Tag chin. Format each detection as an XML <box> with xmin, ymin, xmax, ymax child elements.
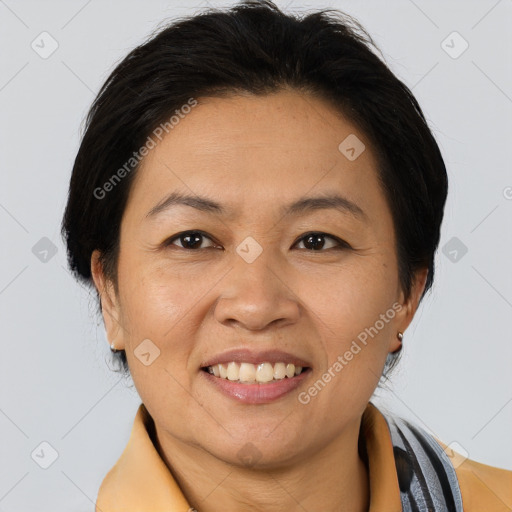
<box><xmin>201</xmin><ymin>431</ymin><xmax>310</xmax><ymax>470</ymax></box>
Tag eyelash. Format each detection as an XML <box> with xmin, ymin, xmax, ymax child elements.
<box><xmin>164</xmin><ymin>230</ymin><xmax>351</xmax><ymax>252</ymax></box>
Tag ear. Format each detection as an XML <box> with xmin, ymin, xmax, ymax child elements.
<box><xmin>388</xmin><ymin>267</ymin><xmax>429</xmax><ymax>353</ymax></box>
<box><xmin>91</xmin><ymin>250</ymin><xmax>126</xmax><ymax>351</ymax></box>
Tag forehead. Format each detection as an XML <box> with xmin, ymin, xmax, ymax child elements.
<box><xmin>126</xmin><ymin>90</ymin><xmax>388</xmax><ymax>225</ymax></box>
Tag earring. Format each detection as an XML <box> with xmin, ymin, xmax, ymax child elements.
<box><xmin>391</xmin><ymin>331</ymin><xmax>403</xmax><ymax>354</ymax></box>
<box><xmin>110</xmin><ymin>342</ymin><xmax>117</xmax><ymax>352</ymax></box>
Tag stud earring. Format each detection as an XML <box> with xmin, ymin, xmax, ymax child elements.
<box><xmin>391</xmin><ymin>331</ymin><xmax>404</xmax><ymax>354</ymax></box>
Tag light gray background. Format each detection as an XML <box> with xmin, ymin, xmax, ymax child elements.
<box><xmin>1</xmin><ymin>0</ymin><xmax>511</xmax><ymax>510</ymax></box>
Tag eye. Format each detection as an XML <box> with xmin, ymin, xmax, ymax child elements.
<box><xmin>165</xmin><ymin>230</ymin><xmax>219</xmax><ymax>250</ymax></box>
<box><xmin>164</xmin><ymin>230</ymin><xmax>350</xmax><ymax>252</ymax></box>
<box><xmin>293</xmin><ymin>232</ymin><xmax>350</xmax><ymax>251</ymax></box>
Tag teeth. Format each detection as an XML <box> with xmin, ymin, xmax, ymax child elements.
<box><xmin>273</xmin><ymin>362</ymin><xmax>286</xmax><ymax>380</ymax></box>
<box><xmin>239</xmin><ymin>362</ymin><xmax>256</xmax><ymax>383</ymax></box>
<box><xmin>227</xmin><ymin>362</ymin><xmax>239</xmax><ymax>381</ymax></box>
<box><xmin>256</xmin><ymin>362</ymin><xmax>274</xmax><ymax>383</ymax></box>
<box><xmin>205</xmin><ymin>362</ymin><xmax>306</xmax><ymax>383</ymax></box>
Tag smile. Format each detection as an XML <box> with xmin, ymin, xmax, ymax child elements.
<box><xmin>199</xmin><ymin>348</ymin><xmax>312</xmax><ymax>403</ymax></box>
<box><xmin>203</xmin><ymin>361</ymin><xmax>308</xmax><ymax>383</ymax></box>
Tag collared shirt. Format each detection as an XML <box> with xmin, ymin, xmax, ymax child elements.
<box><xmin>96</xmin><ymin>402</ymin><xmax>512</xmax><ymax>511</ymax></box>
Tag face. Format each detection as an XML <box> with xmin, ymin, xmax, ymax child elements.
<box><xmin>92</xmin><ymin>89</ymin><xmax>426</xmax><ymax>468</ymax></box>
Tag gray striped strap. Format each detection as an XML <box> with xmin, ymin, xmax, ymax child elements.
<box><xmin>381</xmin><ymin>413</ymin><xmax>464</xmax><ymax>512</ymax></box>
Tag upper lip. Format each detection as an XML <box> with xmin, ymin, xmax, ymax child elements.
<box><xmin>200</xmin><ymin>348</ymin><xmax>312</xmax><ymax>368</ymax></box>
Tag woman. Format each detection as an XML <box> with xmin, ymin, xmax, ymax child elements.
<box><xmin>61</xmin><ymin>1</ymin><xmax>511</xmax><ymax>510</ymax></box>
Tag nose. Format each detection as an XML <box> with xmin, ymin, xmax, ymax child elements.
<box><xmin>213</xmin><ymin>254</ymin><xmax>301</xmax><ymax>332</ymax></box>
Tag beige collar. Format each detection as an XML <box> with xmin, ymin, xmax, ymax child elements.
<box><xmin>96</xmin><ymin>401</ymin><xmax>402</xmax><ymax>511</ymax></box>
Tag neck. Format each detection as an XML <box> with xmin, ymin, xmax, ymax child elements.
<box><xmin>154</xmin><ymin>418</ymin><xmax>370</xmax><ymax>512</ymax></box>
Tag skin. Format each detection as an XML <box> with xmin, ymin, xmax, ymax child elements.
<box><xmin>91</xmin><ymin>89</ymin><xmax>427</xmax><ymax>512</ymax></box>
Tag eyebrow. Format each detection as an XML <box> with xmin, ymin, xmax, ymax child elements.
<box><xmin>145</xmin><ymin>191</ymin><xmax>368</xmax><ymax>222</ymax></box>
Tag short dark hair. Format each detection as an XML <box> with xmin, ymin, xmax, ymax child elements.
<box><xmin>61</xmin><ymin>0</ymin><xmax>448</xmax><ymax>377</ymax></box>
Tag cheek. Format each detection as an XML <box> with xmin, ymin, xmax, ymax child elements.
<box><xmin>115</xmin><ymin>259</ymin><xmax>205</xmax><ymax>416</ymax></box>
<box><xmin>305</xmin><ymin>253</ymin><xmax>397</xmax><ymax>330</ymax></box>
<box><xmin>118</xmin><ymin>250</ymin><xmax>198</xmax><ymax>332</ymax></box>
<box><xmin>304</xmin><ymin>254</ymin><xmax>398</xmax><ymax>381</ymax></box>
<box><xmin>116</xmin><ymin>255</ymin><xmax>219</xmax><ymax>370</ymax></box>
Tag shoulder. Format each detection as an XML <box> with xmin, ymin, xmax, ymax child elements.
<box><xmin>435</xmin><ymin>439</ymin><xmax>512</xmax><ymax>512</ymax></box>
<box><xmin>376</xmin><ymin>405</ymin><xmax>512</xmax><ymax>512</ymax></box>
<box><xmin>95</xmin><ymin>463</ymin><xmax>123</xmax><ymax>511</ymax></box>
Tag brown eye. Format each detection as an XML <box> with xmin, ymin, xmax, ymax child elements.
<box><xmin>294</xmin><ymin>232</ymin><xmax>350</xmax><ymax>251</ymax></box>
<box><xmin>166</xmin><ymin>231</ymin><xmax>217</xmax><ymax>250</ymax></box>
<box><xmin>164</xmin><ymin>231</ymin><xmax>350</xmax><ymax>252</ymax></box>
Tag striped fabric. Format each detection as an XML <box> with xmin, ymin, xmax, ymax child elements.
<box><xmin>382</xmin><ymin>413</ymin><xmax>464</xmax><ymax>512</ymax></box>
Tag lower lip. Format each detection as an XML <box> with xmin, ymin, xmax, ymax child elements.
<box><xmin>200</xmin><ymin>369</ymin><xmax>311</xmax><ymax>404</ymax></box>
